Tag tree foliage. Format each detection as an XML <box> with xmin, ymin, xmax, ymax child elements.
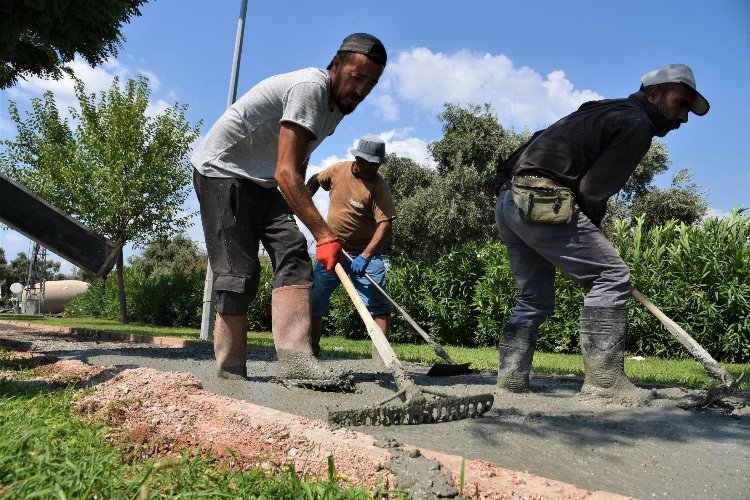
<box><xmin>381</xmin><ymin>102</ymin><xmax>709</xmax><ymax>261</ymax></box>
<box><xmin>129</xmin><ymin>233</ymin><xmax>207</xmax><ymax>279</ymax></box>
<box><xmin>0</xmin><ymin>0</ymin><xmax>148</xmax><ymax>88</ymax></box>
<box><xmin>630</xmin><ymin>169</ymin><xmax>707</xmax><ymax>228</ymax></box>
<box><xmin>380</xmin><ymin>103</ymin><xmax>532</xmax><ymax>262</ymax></box>
<box><xmin>1</xmin><ymin>74</ymin><xmax>201</xmax><ymax>322</ymax></box>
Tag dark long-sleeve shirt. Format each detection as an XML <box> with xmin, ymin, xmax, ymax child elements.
<box><xmin>514</xmin><ymin>93</ymin><xmax>668</xmax><ymax>226</ymax></box>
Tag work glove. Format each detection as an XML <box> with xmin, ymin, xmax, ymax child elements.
<box><xmin>316</xmin><ymin>237</ymin><xmax>342</xmax><ymax>274</ymax></box>
<box><xmin>350</xmin><ymin>255</ymin><xmax>371</xmax><ymax>276</ymax></box>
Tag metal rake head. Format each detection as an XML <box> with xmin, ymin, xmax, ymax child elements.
<box><xmin>328</xmin><ymin>393</ymin><xmax>494</xmax><ymax>426</ymax></box>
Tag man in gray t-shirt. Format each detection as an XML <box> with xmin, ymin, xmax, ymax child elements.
<box><xmin>192</xmin><ymin>33</ymin><xmax>387</xmax><ymax>388</ymax></box>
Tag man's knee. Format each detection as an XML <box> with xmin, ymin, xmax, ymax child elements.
<box><xmin>214</xmin><ymin>274</ymin><xmax>260</xmax><ymax>315</ymax></box>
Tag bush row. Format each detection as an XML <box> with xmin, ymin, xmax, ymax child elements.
<box><xmin>313</xmin><ymin>212</ymin><xmax>750</xmax><ymax>363</ymax></box>
<box><xmin>66</xmin><ymin>212</ymin><xmax>750</xmax><ymax>362</ymax></box>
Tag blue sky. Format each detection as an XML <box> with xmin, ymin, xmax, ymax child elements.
<box><xmin>1</xmin><ymin>0</ymin><xmax>748</xmax><ymax>274</ymax></box>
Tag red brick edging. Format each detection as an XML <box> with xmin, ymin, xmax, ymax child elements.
<box><xmin>0</xmin><ymin>319</ymin><xmax>213</xmax><ymax>349</ymax></box>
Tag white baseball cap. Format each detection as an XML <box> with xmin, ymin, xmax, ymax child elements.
<box><xmin>640</xmin><ymin>64</ymin><xmax>709</xmax><ymax>116</ymax></box>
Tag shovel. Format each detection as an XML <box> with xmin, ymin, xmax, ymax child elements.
<box><xmin>631</xmin><ymin>288</ymin><xmax>745</xmax><ymax>407</ymax></box>
<box><xmin>342</xmin><ymin>250</ymin><xmax>472</xmax><ymax>376</ymax></box>
<box><xmin>327</xmin><ymin>262</ymin><xmax>493</xmax><ymax>426</ymax></box>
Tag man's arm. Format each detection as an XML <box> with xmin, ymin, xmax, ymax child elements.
<box><xmin>349</xmin><ymin>218</ymin><xmax>392</xmax><ymax>276</ymax></box>
<box><xmin>306</xmin><ymin>173</ymin><xmax>321</xmax><ymax>197</ymax></box>
<box><xmin>360</xmin><ymin>219</ymin><xmax>392</xmax><ymax>260</ymax></box>
<box><xmin>275</xmin><ymin>122</ymin><xmax>335</xmax><ymax>241</ymax></box>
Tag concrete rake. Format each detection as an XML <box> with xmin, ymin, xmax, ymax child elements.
<box><xmin>632</xmin><ymin>289</ymin><xmax>745</xmax><ymax>408</ymax></box>
<box><xmin>327</xmin><ymin>263</ymin><xmax>494</xmax><ymax>426</ymax></box>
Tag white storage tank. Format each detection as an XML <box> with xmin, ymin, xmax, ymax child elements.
<box><xmin>22</xmin><ymin>280</ymin><xmax>90</xmax><ymax>314</ymax></box>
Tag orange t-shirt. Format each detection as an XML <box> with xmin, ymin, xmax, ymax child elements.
<box><xmin>317</xmin><ymin>161</ymin><xmax>397</xmax><ymax>253</ymax></box>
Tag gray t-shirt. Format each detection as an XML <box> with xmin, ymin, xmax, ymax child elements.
<box><xmin>191</xmin><ymin>68</ymin><xmax>344</xmax><ymax>188</ymax></box>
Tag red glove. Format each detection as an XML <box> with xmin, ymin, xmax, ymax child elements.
<box><xmin>316</xmin><ymin>237</ymin><xmax>342</xmax><ymax>273</ymax></box>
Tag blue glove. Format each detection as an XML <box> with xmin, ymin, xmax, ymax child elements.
<box><xmin>350</xmin><ymin>255</ymin><xmax>371</xmax><ymax>276</ymax></box>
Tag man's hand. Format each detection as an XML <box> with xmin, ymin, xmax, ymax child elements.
<box><xmin>351</xmin><ymin>255</ymin><xmax>371</xmax><ymax>276</ymax></box>
<box><xmin>316</xmin><ymin>237</ymin><xmax>342</xmax><ymax>273</ymax></box>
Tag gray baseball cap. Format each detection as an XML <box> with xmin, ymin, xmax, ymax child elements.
<box><xmin>350</xmin><ymin>135</ymin><xmax>386</xmax><ymax>164</ymax></box>
<box><xmin>640</xmin><ymin>64</ymin><xmax>709</xmax><ymax>116</ymax></box>
<box><xmin>338</xmin><ymin>33</ymin><xmax>387</xmax><ymax>66</ymax></box>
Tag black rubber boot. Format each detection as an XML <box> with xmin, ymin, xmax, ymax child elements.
<box><xmin>579</xmin><ymin>306</ymin><xmax>652</xmax><ymax>403</ymax></box>
<box><xmin>497</xmin><ymin>322</ymin><xmax>539</xmax><ymax>393</ymax></box>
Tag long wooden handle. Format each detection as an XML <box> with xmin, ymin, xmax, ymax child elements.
<box><xmin>631</xmin><ymin>288</ymin><xmax>733</xmax><ymax>383</ymax></box>
<box><xmin>334</xmin><ymin>263</ymin><xmax>401</xmax><ymax>369</ymax></box>
<box><xmin>341</xmin><ymin>250</ymin><xmax>459</xmax><ymax>365</ymax></box>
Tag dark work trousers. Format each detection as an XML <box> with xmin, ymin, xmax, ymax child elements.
<box><xmin>494</xmin><ymin>189</ymin><xmax>631</xmax><ymax>327</ymax></box>
<box><xmin>193</xmin><ymin>169</ymin><xmax>312</xmax><ymax>316</ymax></box>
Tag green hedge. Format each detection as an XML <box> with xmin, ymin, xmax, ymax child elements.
<box><xmin>327</xmin><ymin>212</ymin><xmax>750</xmax><ymax>363</ymax></box>
<box><xmin>66</xmin><ymin>211</ymin><xmax>750</xmax><ymax>363</ymax></box>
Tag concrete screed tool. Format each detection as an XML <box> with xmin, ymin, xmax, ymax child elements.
<box><xmin>632</xmin><ymin>288</ymin><xmax>745</xmax><ymax>407</ymax></box>
<box><xmin>327</xmin><ymin>262</ymin><xmax>494</xmax><ymax>426</ymax></box>
<box><xmin>341</xmin><ymin>250</ymin><xmax>472</xmax><ymax>377</ymax></box>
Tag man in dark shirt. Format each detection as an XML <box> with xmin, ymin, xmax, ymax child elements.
<box><xmin>494</xmin><ymin>64</ymin><xmax>709</xmax><ymax>400</ymax></box>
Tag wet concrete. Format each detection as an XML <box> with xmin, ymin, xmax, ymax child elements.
<box><xmin>1</xmin><ymin>323</ymin><xmax>748</xmax><ymax>499</ymax></box>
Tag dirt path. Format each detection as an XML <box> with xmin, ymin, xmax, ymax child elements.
<box><xmin>1</xmin><ymin>322</ymin><xmax>748</xmax><ymax>499</ymax></box>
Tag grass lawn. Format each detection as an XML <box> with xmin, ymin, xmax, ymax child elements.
<box><xmin>8</xmin><ymin>315</ymin><xmax>749</xmax><ymax>391</ymax></box>
<box><xmin>0</xmin><ymin>348</ymin><xmax>397</xmax><ymax>499</ymax></box>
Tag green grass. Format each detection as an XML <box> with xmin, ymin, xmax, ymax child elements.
<box><xmin>9</xmin><ymin>316</ymin><xmax>750</xmax><ymax>390</ymax></box>
<box><xmin>0</xmin><ymin>349</ymin><xmax>397</xmax><ymax>499</ymax></box>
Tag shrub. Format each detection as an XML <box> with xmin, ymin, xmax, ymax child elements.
<box><xmin>323</xmin><ymin>212</ymin><xmax>750</xmax><ymax>362</ymax></box>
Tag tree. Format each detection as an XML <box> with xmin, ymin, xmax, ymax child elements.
<box><xmin>631</xmin><ymin>169</ymin><xmax>707</xmax><ymax>228</ymax></box>
<box><xmin>379</xmin><ymin>154</ymin><xmax>435</xmax><ymax>208</ymax></box>
<box><xmin>381</xmin><ymin>102</ymin><xmax>708</xmax><ymax>261</ymax></box>
<box><xmin>0</xmin><ymin>0</ymin><xmax>148</xmax><ymax>89</ymax></box>
<box><xmin>0</xmin><ymin>250</ymin><xmax>65</xmax><ymax>291</ymax></box>
<box><xmin>1</xmin><ymin>74</ymin><xmax>201</xmax><ymax>323</ymax></box>
<box><xmin>129</xmin><ymin>233</ymin><xmax>207</xmax><ymax>278</ymax></box>
<box><xmin>380</xmin><ymin>103</ymin><xmax>532</xmax><ymax>262</ymax></box>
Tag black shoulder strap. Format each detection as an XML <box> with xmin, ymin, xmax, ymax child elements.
<box><xmin>486</xmin><ymin>128</ymin><xmax>545</xmax><ymax>195</ymax></box>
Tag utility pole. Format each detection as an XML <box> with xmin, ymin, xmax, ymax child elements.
<box><xmin>200</xmin><ymin>0</ymin><xmax>248</xmax><ymax>340</ymax></box>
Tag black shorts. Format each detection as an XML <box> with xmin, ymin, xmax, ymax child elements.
<box><xmin>193</xmin><ymin>169</ymin><xmax>312</xmax><ymax>315</ymax></box>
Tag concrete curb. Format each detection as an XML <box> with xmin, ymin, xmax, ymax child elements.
<box><xmin>0</xmin><ymin>319</ymin><xmax>212</xmax><ymax>349</ymax></box>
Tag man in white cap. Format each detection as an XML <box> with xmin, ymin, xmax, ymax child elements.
<box><xmin>492</xmin><ymin>64</ymin><xmax>709</xmax><ymax>400</ymax></box>
<box><xmin>192</xmin><ymin>34</ymin><xmax>387</xmax><ymax>387</ymax></box>
<box><xmin>306</xmin><ymin>135</ymin><xmax>397</xmax><ymax>359</ymax></box>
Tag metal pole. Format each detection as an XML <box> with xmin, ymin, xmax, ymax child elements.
<box><xmin>200</xmin><ymin>0</ymin><xmax>248</xmax><ymax>341</ymax></box>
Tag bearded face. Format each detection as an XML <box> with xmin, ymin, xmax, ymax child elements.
<box><xmin>329</xmin><ymin>53</ymin><xmax>384</xmax><ymax>115</ymax></box>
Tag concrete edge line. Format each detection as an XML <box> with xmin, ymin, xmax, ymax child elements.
<box><xmin>0</xmin><ymin>319</ymin><xmax>231</xmax><ymax>349</ymax></box>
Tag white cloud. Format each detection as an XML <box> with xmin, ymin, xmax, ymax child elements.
<box><xmin>8</xmin><ymin>59</ymin><xmax>128</xmax><ymax>117</ymax></box>
<box><xmin>373</xmin><ymin>94</ymin><xmax>398</xmax><ymax>121</ymax></box>
<box><xmin>5</xmin><ymin>57</ymin><xmax>173</xmax><ymax>125</ymax></box>
<box><xmin>379</xmin><ymin>128</ymin><xmax>436</xmax><ymax>169</ymax></box>
<box><xmin>704</xmin><ymin>207</ymin><xmax>732</xmax><ymax>220</ymax></box>
<box><xmin>383</xmin><ymin>47</ymin><xmax>602</xmax><ymax>129</ymax></box>
<box><xmin>146</xmin><ymin>98</ymin><xmax>170</xmax><ymax>117</ymax></box>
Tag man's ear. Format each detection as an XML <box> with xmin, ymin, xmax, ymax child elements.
<box><xmin>646</xmin><ymin>85</ymin><xmax>662</xmax><ymax>105</ymax></box>
<box><xmin>329</xmin><ymin>54</ymin><xmax>341</xmax><ymax>77</ymax></box>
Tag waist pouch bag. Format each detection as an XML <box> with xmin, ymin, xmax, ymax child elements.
<box><xmin>511</xmin><ymin>176</ymin><xmax>575</xmax><ymax>224</ymax></box>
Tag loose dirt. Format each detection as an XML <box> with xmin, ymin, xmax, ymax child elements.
<box><xmin>1</xmin><ymin>321</ymin><xmax>748</xmax><ymax>499</ymax></box>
